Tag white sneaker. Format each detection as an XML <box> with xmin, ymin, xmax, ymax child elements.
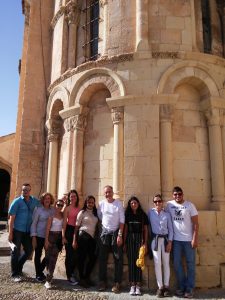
<box><xmin>44</xmin><ymin>281</ymin><xmax>52</xmax><ymax>289</ymax></box>
<box><xmin>135</xmin><ymin>285</ymin><xmax>142</xmax><ymax>295</ymax></box>
<box><xmin>129</xmin><ymin>285</ymin><xmax>136</xmax><ymax>295</ymax></box>
<box><xmin>13</xmin><ymin>276</ymin><xmax>22</xmax><ymax>282</ymax></box>
<box><xmin>68</xmin><ymin>277</ymin><xmax>78</xmax><ymax>285</ymax></box>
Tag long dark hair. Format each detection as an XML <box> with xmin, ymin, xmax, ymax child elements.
<box><xmin>125</xmin><ymin>196</ymin><xmax>145</xmax><ymax>218</ymax></box>
<box><xmin>81</xmin><ymin>195</ymin><xmax>98</xmax><ymax>217</ymax></box>
<box><xmin>68</xmin><ymin>189</ymin><xmax>79</xmax><ymax>207</ymax></box>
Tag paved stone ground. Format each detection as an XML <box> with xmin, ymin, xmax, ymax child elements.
<box><xmin>1</xmin><ymin>224</ymin><xmax>225</xmax><ymax>300</ymax></box>
<box><xmin>1</xmin><ymin>257</ymin><xmax>225</xmax><ymax>300</ymax></box>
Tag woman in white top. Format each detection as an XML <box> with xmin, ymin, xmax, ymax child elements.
<box><xmin>44</xmin><ymin>199</ymin><xmax>64</xmax><ymax>289</ymax></box>
<box><xmin>72</xmin><ymin>195</ymin><xmax>98</xmax><ymax>288</ymax></box>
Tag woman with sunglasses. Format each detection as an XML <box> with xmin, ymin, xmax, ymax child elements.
<box><xmin>124</xmin><ymin>196</ymin><xmax>149</xmax><ymax>296</ymax></box>
<box><xmin>30</xmin><ymin>192</ymin><xmax>55</xmax><ymax>282</ymax></box>
<box><xmin>62</xmin><ymin>189</ymin><xmax>80</xmax><ymax>285</ymax></box>
<box><xmin>72</xmin><ymin>195</ymin><xmax>98</xmax><ymax>288</ymax></box>
<box><xmin>44</xmin><ymin>199</ymin><xmax>64</xmax><ymax>289</ymax></box>
<box><xmin>148</xmin><ymin>194</ymin><xmax>173</xmax><ymax>298</ymax></box>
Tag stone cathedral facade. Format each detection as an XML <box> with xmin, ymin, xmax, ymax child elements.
<box><xmin>9</xmin><ymin>0</ymin><xmax>225</xmax><ymax>287</ymax></box>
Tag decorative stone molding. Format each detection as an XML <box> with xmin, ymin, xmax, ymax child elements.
<box><xmin>51</xmin><ymin>6</ymin><xmax>66</xmax><ymax>29</ymax></box>
<box><xmin>48</xmin><ymin>53</ymin><xmax>134</xmax><ymax>94</ymax></box>
<box><xmin>160</xmin><ymin>104</ymin><xmax>174</xmax><ymax>122</ymax></box>
<box><xmin>152</xmin><ymin>52</ymin><xmax>179</xmax><ymax>59</ymax></box>
<box><xmin>111</xmin><ymin>107</ymin><xmax>124</xmax><ymax>124</ymax></box>
<box><xmin>65</xmin><ymin>0</ymin><xmax>80</xmax><ymax>25</ymax></box>
<box><xmin>71</xmin><ymin>115</ymin><xmax>87</xmax><ymax>131</ymax></box>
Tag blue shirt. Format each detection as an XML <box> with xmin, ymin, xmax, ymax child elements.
<box><xmin>148</xmin><ymin>208</ymin><xmax>173</xmax><ymax>241</ymax></box>
<box><xmin>9</xmin><ymin>195</ymin><xmax>40</xmax><ymax>233</ymax></box>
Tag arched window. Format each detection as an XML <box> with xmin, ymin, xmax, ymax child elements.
<box><xmin>82</xmin><ymin>0</ymin><xmax>99</xmax><ymax>61</ymax></box>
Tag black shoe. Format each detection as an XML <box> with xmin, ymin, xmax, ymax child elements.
<box><xmin>79</xmin><ymin>279</ymin><xmax>89</xmax><ymax>288</ymax></box>
<box><xmin>164</xmin><ymin>287</ymin><xmax>172</xmax><ymax>297</ymax></box>
<box><xmin>156</xmin><ymin>288</ymin><xmax>164</xmax><ymax>298</ymax></box>
<box><xmin>85</xmin><ymin>278</ymin><xmax>94</xmax><ymax>286</ymax></box>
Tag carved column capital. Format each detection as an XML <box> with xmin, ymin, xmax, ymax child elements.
<box><xmin>65</xmin><ymin>0</ymin><xmax>80</xmax><ymax>25</ymax></box>
<box><xmin>205</xmin><ymin>108</ymin><xmax>221</xmax><ymax>126</ymax></box>
<box><xmin>64</xmin><ymin>117</ymin><xmax>73</xmax><ymax>132</ymax></box>
<box><xmin>111</xmin><ymin>107</ymin><xmax>124</xmax><ymax>125</ymax></box>
<box><xmin>160</xmin><ymin>104</ymin><xmax>174</xmax><ymax>122</ymax></box>
<box><xmin>100</xmin><ymin>0</ymin><xmax>108</xmax><ymax>6</ymax></box>
<box><xmin>48</xmin><ymin>132</ymin><xmax>59</xmax><ymax>142</ymax></box>
<box><xmin>71</xmin><ymin>114</ymin><xmax>87</xmax><ymax>131</ymax></box>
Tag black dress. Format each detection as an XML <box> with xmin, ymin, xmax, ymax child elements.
<box><xmin>125</xmin><ymin>212</ymin><xmax>149</xmax><ymax>282</ymax></box>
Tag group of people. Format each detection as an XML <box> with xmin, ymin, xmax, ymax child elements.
<box><xmin>8</xmin><ymin>183</ymin><xmax>199</xmax><ymax>298</ymax></box>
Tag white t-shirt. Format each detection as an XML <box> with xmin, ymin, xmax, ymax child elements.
<box><xmin>97</xmin><ymin>198</ymin><xmax>125</xmax><ymax>232</ymax></box>
<box><xmin>166</xmin><ymin>200</ymin><xmax>198</xmax><ymax>242</ymax></box>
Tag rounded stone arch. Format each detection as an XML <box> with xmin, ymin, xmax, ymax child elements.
<box><xmin>47</xmin><ymin>86</ymin><xmax>70</xmax><ymax>119</ymax></box>
<box><xmin>157</xmin><ymin>61</ymin><xmax>220</xmax><ymax>97</ymax></box>
<box><xmin>69</xmin><ymin>67</ymin><xmax>126</xmax><ymax>106</ymax></box>
<box><xmin>0</xmin><ymin>164</ymin><xmax>11</xmax><ymax>217</ymax></box>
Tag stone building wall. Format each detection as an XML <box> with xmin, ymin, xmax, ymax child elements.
<box><xmin>11</xmin><ymin>0</ymin><xmax>225</xmax><ymax>288</ymax></box>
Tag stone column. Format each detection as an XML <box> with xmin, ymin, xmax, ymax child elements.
<box><xmin>111</xmin><ymin>107</ymin><xmax>124</xmax><ymax>198</ymax></box>
<box><xmin>65</xmin><ymin>1</ymin><xmax>80</xmax><ymax>69</ymax></box>
<box><xmin>47</xmin><ymin>131</ymin><xmax>59</xmax><ymax>198</ymax></box>
<box><xmin>63</xmin><ymin>117</ymin><xmax>74</xmax><ymax>193</ymax></box>
<box><xmin>70</xmin><ymin>114</ymin><xmax>87</xmax><ymax>195</ymax></box>
<box><xmin>100</xmin><ymin>0</ymin><xmax>108</xmax><ymax>56</ymax></box>
<box><xmin>206</xmin><ymin>108</ymin><xmax>225</xmax><ymax>209</ymax></box>
<box><xmin>190</xmin><ymin>0</ymin><xmax>198</xmax><ymax>51</ymax></box>
<box><xmin>221</xmin><ymin>109</ymin><xmax>225</xmax><ymax>201</ymax></box>
<box><xmin>136</xmin><ymin>0</ymin><xmax>150</xmax><ymax>52</ymax></box>
<box><xmin>160</xmin><ymin>105</ymin><xmax>174</xmax><ymax>200</ymax></box>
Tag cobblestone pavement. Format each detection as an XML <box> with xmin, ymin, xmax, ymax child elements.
<box><xmin>1</xmin><ymin>260</ymin><xmax>225</xmax><ymax>300</ymax></box>
<box><xmin>1</xmin><ymin>224</ymin><xmax>225</xmax><ymax>300</ymax></box>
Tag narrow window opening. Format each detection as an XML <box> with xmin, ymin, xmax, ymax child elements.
<box><xmin>201</xmin><ymin>0</ymin><xmax>212</xmax><ymax>53</ymax></box>
<box><xmin>82</xmin><ymin>0</ymin><xmax>99</xmax><ymax>61</ymax></box>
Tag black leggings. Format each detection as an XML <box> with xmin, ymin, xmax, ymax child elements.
<box><xmin>65</xmin><ymin>224</ymin><xmax>77</xmax><ymax>279</ymax></box>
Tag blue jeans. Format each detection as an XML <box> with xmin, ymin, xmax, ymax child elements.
<box><xmin>173</xmin><ymin>240</ymin><xmax>195</xmax><ymax>292</ymax></box>
<box><xmin>11</xmin><ymin>229</ymin><xmax>33</xmax><ymax>277</ymax></box>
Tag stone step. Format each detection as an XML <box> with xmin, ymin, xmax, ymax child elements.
<box><xmin>0</xmin><ymin>247</ymin><xmax>10</xmax><ymax>256</ymax></box>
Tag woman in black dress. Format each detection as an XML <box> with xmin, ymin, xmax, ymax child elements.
<box><xmin>124</xmin><ymin>196</ymin><xmax>149</xmax><ymax>296</ymax></box>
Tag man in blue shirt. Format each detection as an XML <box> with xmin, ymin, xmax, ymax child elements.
<box><xmin>8</xmin><ymin>183</ymin><xmax>40</xmax><ymax>282</ymax></box>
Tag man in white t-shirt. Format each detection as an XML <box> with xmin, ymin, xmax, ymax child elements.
<box><xmin>97</xmin><ymin>185</ymin><xmax>125</xmax><ymax>293</ymax></box>
<box><xmin>166</xmin><ymin>186</ymin><xmax>199</xmax><ymax>299</ymax></box>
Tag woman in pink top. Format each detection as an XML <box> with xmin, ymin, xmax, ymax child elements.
<box><xmin>62</xmin><ymin>189</ymin><xmax>80</xmax><ymax>285</ymax></box>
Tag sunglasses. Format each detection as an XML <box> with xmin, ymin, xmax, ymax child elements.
<box><xmin>56</xmin><ymin>203</ymin><xmax>63</xmax><ymax>207</ymax></box>
<box><xmin>153</xmin><ymin>200</ymin><xmax>163</xmax><ymax>204</ymax></box>
<box><xmin>22</xmin><ymin>189</ymin><xmax>30</xmax><ymax>192</ymax></box>
<box><xmin>173</xmin><ymin>192</ymin><xmax>183</xmax><ymax>196</ymax></box>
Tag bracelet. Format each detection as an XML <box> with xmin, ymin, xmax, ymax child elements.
<box><xmin>118</xmin><ymin>233</ymin><xmax>123</xmax><ymax>237</ymax></box>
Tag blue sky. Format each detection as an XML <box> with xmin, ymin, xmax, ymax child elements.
<box><xmin>0</xmin><ymin>2</ymin><xmax>24</xmax><ymax>136</ymax></box>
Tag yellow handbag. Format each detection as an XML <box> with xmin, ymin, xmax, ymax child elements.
<box><xmin>136</xmin><ymin>245</ymin><xmax>146</xmax><ymax>270</ymax></box>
